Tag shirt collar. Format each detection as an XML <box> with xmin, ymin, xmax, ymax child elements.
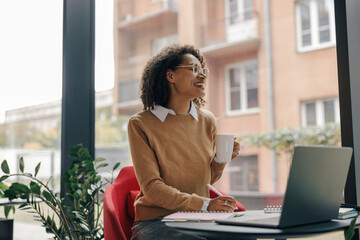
<box><xmin>150</xmin><ymin>101</ymin><xmax>198</xmax><ymax>122</ymax></box>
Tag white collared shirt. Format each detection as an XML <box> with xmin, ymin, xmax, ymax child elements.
<box><xmin>150</xmin><ymin>100</ymin><xmax>212</xmax><ymax>211</ymax></box>
<box><xmin>150</xmin><ymin>100</ymin><xmax>198</xmax><ymax>122</ymax></box>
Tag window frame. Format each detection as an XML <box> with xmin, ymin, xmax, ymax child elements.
<box><xmin>295</xmin><ymin>0</ymin><xmax>336</xmax><ymax>53</ymax></box>
<box><xmin>301</xmin><ymin>98</ymin><xmax>340</xmax><ymax>127</ymax></box>
<box><xmin>225</xmin><ymin>0</ymin><xmax>253</xmax><ymax>24</ymax></box>
<box><xmin>226</xmin><ymin>154</ymin><xmax>259</xmax><ymax>192</ymax></box>
<box><xmin>224</xmin><ymin>60</ymin><xmax>259</xmax><ymax>116</ymax></box>
<box><xmin>334</xmin><ymin>0</ymin><xmax>360</xmax><ymax>214</ymax></box>
<box><xmin>62</xmin><ymin>0</ymin><xmax>95</xmax><ymax>198</ymax></box>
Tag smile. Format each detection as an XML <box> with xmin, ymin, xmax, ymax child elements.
<box><xmin>194</xmin><ymin>82</ymin><xmax>205</xmax><ymax>88</ymax></box>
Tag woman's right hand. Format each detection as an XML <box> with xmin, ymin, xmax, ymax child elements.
<box><xmin>207</xmin><ymin>196</ymin><xmax>237</xmax><ymax>212</ymax></box>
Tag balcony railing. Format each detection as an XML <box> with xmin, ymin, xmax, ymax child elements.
<box><xmin>199</xmin><ymin>11</ymin><xmax>259</xmax><ymax>49</ymax></box>
<box><xmin>118</xmin><ymin>0</ymin><xmax>178</xmax><ymax>26</ymax></box>
<box><xmin>161</xmin><ymin>0</ymin><xmax>178</xmax><ymax>12</ymax></box>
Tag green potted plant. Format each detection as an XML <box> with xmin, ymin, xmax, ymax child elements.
<box><xmin>0</xmin><ymin>144</ymin><xmax>120</xmax><ymax>240</ymax></box>
<box><xmin>344</xmin><ymin>212</ymin><xmax>360</xmax><ymax>240</ymax></box>
<box><xmin>0</xmin><ymin>182</ymin><xmax>15</xmax><ymax>240</ymax></box>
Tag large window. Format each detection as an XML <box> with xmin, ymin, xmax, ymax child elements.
<box><xmin>225</xmin><ymin>61</ymin><xmax>259</xmax><ymax>115</ymax></box>
<box><xmin>301</xmin><ymin>98</ymin><xmax>340</xmax><ymax>127</ymax></box>
<box><xmin>296</xmin><ymin>0</ymin><xmax>335</xmax><ymax>52</ymax></box>
<box><xmin>0</xmin><ymin>0</ymin><xmax>62</xmax><ymax>238</ymax></box>
<box><xmin>227</xmin><ymin>0</ymin><xmax>253</xmax><ymax>24</ymax></box>
<box><xmin>0</xmin><ymin>0</ymin><xmax>63</xmax><ymax>188</ymax></box>
<box><xmin>229</xmin><ymin>155</ymin><xmax>258</xmax><ymax>192</ymax></box>
<box><xmin>225</xmin><ymin>0</ymin><xmax>256</xmax><ymax>42</ymax></box>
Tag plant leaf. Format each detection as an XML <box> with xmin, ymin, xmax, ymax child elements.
<box><xmin>4</xmin><ymin>205</ymin><xmax>14</xmax><ymax>219</ymax></box>
<box><xmin>20</xmin><ymin>206</ymin><xmax>32</xmax><ymax>210</ymax></box>
<box><xmin>1</xmin><ymin>160</ymin><xmax>10</xmax><ymax>174</ymax></box>
<box><xmin>79</xmin><ymin>223</ymin><xmax>89</xmax><ymax>231</ymax></box>
<box><xmin>94</xmin><ymin>157</ymin><xmax>106</xmax><ymax>163</ymax></box>
<box><xmin>30</xmin><ymin>181</ymin><xmax>41</xmax><ymax>195</ymax></box>
<box><xmin>73</xmin><ymin>190</ymin><xmax>82</xmax><ymax>200</ymax></box>
<box><xmin>96</xmin><ymin>163</ymin><xmax>108</xmax><ymax>170</ymax></box>
<box><xmin>112</xmin><ymin>162</ymin><xmax>121</xmax><ymax>171</ymax></box>
<box><xmin>11</xmin><ymin>182</ymin><xmax>30</xmax><ymax>194</ymax></box>
<box><xmin>42</xmin><ymin>190</ymin><xmax>52</xmax><ymax>202</ymax></box>
<box><xmin>45</xmin><ymin>176</ymin><xmax>53</xmax><ymax>187</ymax></box>
<box><xmin>344</xmin><ymin>212</ymin><xmax>360</xmax><ymax>240</ymax></box>
<box><xmin>18</xmin><ymin>203</ymin><xmax>28</xmax><ymax>209</ymax></box>
<box><xmin>83</xmin><ymin>160</ymin><xmax>95</xmax><ymax>171</ymax></box>
<box><xmin>34</xmin><ymin>162</ymin><xmax>41</xmax><ymax>177</ymax></box>
<box><xmin>0</xmin><ymin>175</ymin><xmax>9</xmax><ymax>182</ymax></box>
<box><xmin>19</xmin><ymin>156</ymin><xmax>24</xmax><ymax>173</ymax></box>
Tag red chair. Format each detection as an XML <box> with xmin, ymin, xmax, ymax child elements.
<box><xmin>103</xmin><ymin>166</ymin><xmax>245</xmax><ymax>240</ymax></box>
<box><xmin>104</xmin><ymin>166</ymin><xmax>139</xmax><ymax>240</ymax></box>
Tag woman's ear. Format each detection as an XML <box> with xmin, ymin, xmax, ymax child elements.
<box><xmin>167</xmin><ymin>70</ymin><xmax>175</xmax><ymax>83</ymax></box>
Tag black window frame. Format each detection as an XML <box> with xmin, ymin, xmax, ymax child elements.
<box><xmin>334</xmin><ymin>0</ymin><xmax>360</xmax><ymax>212</ymax></box>
<box><xmin>61</xmin><ymin>0</ymin><xmax>95</xmax><ymax>198</ymax></box>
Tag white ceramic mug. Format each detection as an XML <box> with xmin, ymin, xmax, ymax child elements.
<box><xmin>215</xmin><ymin>134</ymin><xmax>234</xmax><ymax>163</ymax></box>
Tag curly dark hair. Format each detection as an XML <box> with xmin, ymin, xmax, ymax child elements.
<box><xmin>140</xmin><ymin>44</ymin><xmax>206</xmax><ymax>110</ymax></box>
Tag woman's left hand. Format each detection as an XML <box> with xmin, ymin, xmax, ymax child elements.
<box><xmin>232</xmin><ymin>138</ymin><xmax>240</xmax><ymax>159</ymax></box>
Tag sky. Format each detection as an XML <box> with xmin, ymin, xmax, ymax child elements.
<box><xmin>0</xmin><ymin>0</ymin><xmax>114</xmax><ymax>123</ymax></box>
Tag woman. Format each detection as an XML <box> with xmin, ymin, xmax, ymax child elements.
<box><xmin>128</xmin><ymin>44</ymin><xmax>240</xmax><ymax>240</ymax></box>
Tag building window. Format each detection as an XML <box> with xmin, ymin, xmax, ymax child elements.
<box><xmin>301</xmin><ymin>98</ymin><xmax>340</xmax><ymax>127</ymax></box>
<box><xmin>295</xmin><ymin>0</ymin><xmax>335</xmax><ymax>52</ymax></box>
<box><xmin>227</xmin><ymin>0</ymin><xmax>253</xmax><ymax>24</ymax></box>
<box><xmin>229</xmin><ymin>155</ymin><xmax>258</xmax><ymax>192</ymax></box>
<box><xmin>118</xmin><ymin>79</ymin><xmax>141</xmax><ymax>105</ymax></box>
<box><xmin>225</xmin><ymin>0</ymin><xmax>255</xmax><ymax>42</ymax></box>
<box><xmin>151</xmin><ymin>34</ymin><xmax>178</xmax><ymax>55</ymax></box>
<box><xmin>225</xmin><ymin>61</ymin><xmax>259</xmax><ymax>115</ymax></box>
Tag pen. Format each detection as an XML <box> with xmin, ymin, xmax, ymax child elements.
<box><xmin>207</xmin><ymin>184</ymin><xmax>223</xmax><ymax>196</ymax></box>
<box><xmin>206</xmin><ymin>184</ymin><xmax>238</xmax><ymax>210</ymax></box>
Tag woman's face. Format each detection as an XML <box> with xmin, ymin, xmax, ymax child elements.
<box><xmin>167</xmin><ymin>53</ymin><xmax>207</xmax><ymax>100</ymax></box>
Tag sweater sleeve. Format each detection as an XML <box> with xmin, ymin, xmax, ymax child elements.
<box><xmin>128</xmin><ymin>117</ymin><xmax>206</xmax><ymax>212</ymax></box>
<box><xmin>208</xmin><ymin>112</ymin><xmax>227</xmax><ymax>184</ymax></box>
<box><xmin>210</xmin><ymin>161</ymin><xmax>227</xmax><ymax>184</ymax></box>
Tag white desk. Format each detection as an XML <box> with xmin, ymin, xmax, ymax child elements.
<box><xmin>165</xmin><ymin>211</ymin><xmax>359</xmax><ymax>240</ymax></box>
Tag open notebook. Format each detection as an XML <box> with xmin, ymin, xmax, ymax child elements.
<box><xmin>162</xmin><ymin>211</ymin><xmax>244</xmax><ymax>222</ymax></box>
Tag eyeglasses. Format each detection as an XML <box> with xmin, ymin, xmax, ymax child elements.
<box><xmin>175</xmin><ymin>63</ymin><xmax>209</xmax><ymax>77</ymax></box>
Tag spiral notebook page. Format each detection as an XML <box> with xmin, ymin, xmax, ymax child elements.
<box><xmin>162</xmin><ymin>211</ymin><xmax>243</xmax><ymax>222</ymax></box>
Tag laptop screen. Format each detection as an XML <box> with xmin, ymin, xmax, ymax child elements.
<box><xmin>278</xmin><ymin>146</ymin><xmax>352</xmax><ymax>227</ymax></box>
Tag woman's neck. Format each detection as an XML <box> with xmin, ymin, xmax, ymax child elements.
<box><xmin>167</xmin><ymin>98</ymin><xmax>191</xmax><ymax>115</ymax></box>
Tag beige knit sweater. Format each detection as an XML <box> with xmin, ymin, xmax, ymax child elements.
<box><xmin>127</xmin><ymin>107</ymin><xmax>226</xmax><ymax>221</ymax></box>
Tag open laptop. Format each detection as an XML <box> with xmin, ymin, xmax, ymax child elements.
<box><xmin>216</xmin><ymin>146</ymin><xmax>353</xmax><ymax>228</ymax></box>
